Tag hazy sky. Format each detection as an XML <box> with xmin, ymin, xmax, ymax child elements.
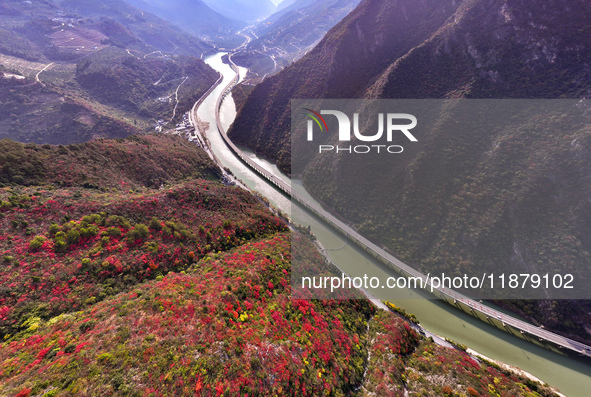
<box><xmin>271</xmin><ymin>0</ymin><xmax>285</xmax><ymax>5</ymax></box>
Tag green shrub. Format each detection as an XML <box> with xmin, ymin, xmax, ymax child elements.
<box><xmin>444</xmin><ymin>337</ymin><xmax>467</xmax><ymax>352</ymax></box>
<box><xmin>106</xmin><ymin>215</ymin><xmax>131</xmax><ymax>229</ymax></box>
<box><xmin>79</xmin><ymin>320</ymin><xmax>96</xmax><ymax>333</ymax></box>
<box><xmin>29</xmin><ymin>235</ymin><xmax>46</xmax><ymax>250</ymax></box>
<box><xmin>80</xmin><ymin>224</ymin><xmax>99</xmax><ymax>238</ymax></box>
<box><xmin>48</xmin><ymin>223</ymin><xmax>60</xmax><ymax>236</ymax></box>
<box><xmin>127</xmin><ymin>224</ymin><xmax>149</xmax><ymax>242</ymax></box>
<box><xmin>53</xmin><ymin>236</ymin><xmax>68</xmax><ymax>252</ymax></box>
<box><xmin>149</xmin><ymin>217</ymin><xmax>162</xmax><ymax>231</ymax></box>
<box><xmin>87</xmin><ymin>224</ymin><xmax>100</xmax><ymax>236</ymax></box>
<box><xmin>97</xmin><ymin>352</ymin><xmax>115</xmax><ymax>364</ymax></box>
<box><xmin>66</xmin><ymin>229</ymin><xmax>80</xmax><ymax>244</ymax></box>
<box><xmin>144</xmin><ymin>241</ymin><xmax>159</xmax><ymax>253</ymax></box>
<box><xmin>106</xmin><ymin>227</ymin><xmax>122</xmax><ymax>237</ymax></box>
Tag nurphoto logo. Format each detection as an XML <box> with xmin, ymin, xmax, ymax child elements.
<box><xmin>304</xmin><ymin>108</ymin><xmax>418</xmax><ymax>154</ymax></box>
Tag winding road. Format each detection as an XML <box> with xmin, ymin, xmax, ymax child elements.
<box><xmin>184</xmin><ymin>49</ymin><xmax>591</xmax><ymax>395</ymax></box>
<box><xmin>201</xmin><ymin>52</ymin><xmax>591</xmax><ymax>361</ymax></box>
<box><xmin>35</xmin><ymin>62</ymin><xmax>54</xmax><ymax>86</ymax></box>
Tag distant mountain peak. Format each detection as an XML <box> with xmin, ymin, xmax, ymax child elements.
<box><xmin>123</xmin><ymin>0</ymin><xmax>243</xmax><ymax>37</ymax></box>
<box><xmin>202</xmin><ymin>0</ymin><xmax>276</xmax><ymax>23</ymax></box>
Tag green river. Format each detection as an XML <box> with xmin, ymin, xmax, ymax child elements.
<box><xmin>196</xmin><ymin>52</ymin><xmax>591</xmax><ymax>396</ymax></box>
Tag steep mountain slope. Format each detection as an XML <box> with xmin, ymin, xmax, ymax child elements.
<box><xmin>0</xmin><ymin>137</ymin><xmax>560</xmax><ymax>395</ymax></box>
<box><xmin>0</xmin><ymin>27</ymin><xmax>46</xmax><ymax>62</ymax></box>
<box><xmin>202</xmin><ymin>0</ymin><xmax>276</xmax><ymax>23</ymax></box>
<box><xmin>368</xmin><ymin>0</ymin><xmax>591</xmax><ymax>99</ymax></box>
<box><xmin>74</xmin><ymin>47</ymin><xmax>217</xmax><ymax>119</ymax></box>
<box><xmin>55</xmin><ymin>0</ymin><xmax>212</xmax><ymax>57</ymax></box>
<box><xmin>0</xmin><ymin>48</ymin><xmax>218</xmax><ymax>144</ymax></box>
<box><xmin>232</xmin><ymin>0</ymin><xmax>362</xmax><ymax>80</ymax></box>
<box><xmin>0</xmin><ymin>70</ymin><xmax>138</xmax><ymax>145</ymax></box>
<box><xmin>229</xmin><ymin>0</ymin><xmax>463</xmax><ymax>169</ymax></box>
<box><xmin>231</xmin><ymin>0</ymin><xmax>591</xmax><ymax>168</ymax></box>
<box><xmin>230</xmin><ymin>0</ymin><xmax>591</xmax><ymax>342</ymax></box>
<box><xmin>124</xmin><ymin>0</ymin><xmax>244</xmax><ymax>39</ymax></box>
<box><xmin>0</xmin><ymin>0</ymin><xmax>219</xmax><ymax>145</ymax></box>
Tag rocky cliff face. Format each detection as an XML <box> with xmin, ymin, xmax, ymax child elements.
<box><xmin>369</xmin><ymin>0</ymin><xmax>591</xmax><ymax>99</ymax></box>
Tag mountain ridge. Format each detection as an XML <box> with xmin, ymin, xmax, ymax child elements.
<box><xmin>202</xmin><ymin>0</ymin><xmax>276</xmax><ymax>23</ymax></box>
<box><xmin>123</xmin><ymin>0</ymin><xmax>243</xmax><ymax>38</ymax></box>
<box><xmin>229</xmin><ymin>0</ymin><xmax>462</xmax><ymax>170</ymax></box>
<box><xmin>232</xmin><ymin>0</ymin><xmax>362</xmax><ymax>81</ymax></box>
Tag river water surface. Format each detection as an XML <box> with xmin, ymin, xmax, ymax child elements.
<box><xmin>197</xmin><ymin>52</ymin><xmax>591</xmax><ymax>396</ymax></box>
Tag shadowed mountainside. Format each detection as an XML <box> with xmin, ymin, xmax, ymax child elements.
<box><xmin>229</xmin><ymin>0</ymin><xmax>591</xmax><ymax>343</ymax></box>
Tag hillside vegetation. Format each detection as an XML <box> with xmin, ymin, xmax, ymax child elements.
<box><xmin>0</xmin><ymin>0</ymin><xmax>219</xmax><ymax>145</ymax></box>
<box><xmin>0</xmin><ymin>135</ymin><xmax>284</xmax><ymax>339</ymax></box>
<box><xmin>0</xmin><ymin>72</ymin><xmax>139</xmax><ymax>145</ymax></box>
<box><xmin>0</xmin><ymin>136</ymin><xmax>561</xmax><ymax>396</ymax></box>
<box><xmin>0</xmin><ymin>135</ymin><xmax>218</xmax><ymax>189</ymax></box>
<box><xmin>55</xmin><ymin>0</ymin><xmax>212</xmax><ymax>57</ymax></box>
<box><xmin>74</xmin><ymin>48</ymin><xmax>218</xmax><ymax>119</ymax></box>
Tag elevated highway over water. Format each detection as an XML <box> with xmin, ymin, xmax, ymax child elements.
<box><xmin>193</xmin><ymin>51</ymin><xmax>591</xmax><ymax>395</ymax></box>
<box><xmin>212</xmin><ymin>54</ymin><xmax>591</xmax><ymax>360</ymax></box>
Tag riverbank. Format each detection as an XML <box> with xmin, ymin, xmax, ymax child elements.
<box><xmin>191</xmin><ymin>50</ymin><xmax>591</xmax><ymax>396</ymax></box>
<box><xmin>314</xmin><ymin>236</ymin><xmax>566</xmax><ymax>395</ymax></box>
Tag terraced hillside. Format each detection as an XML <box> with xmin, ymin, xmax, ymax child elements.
<box><xmin>0</xmin><ymin>0</ymin><xmax>219</xmax><ymax>145</ymax></box>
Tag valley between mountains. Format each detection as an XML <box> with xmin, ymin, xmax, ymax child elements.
<box><xmin>1</xmin><ymin>0</ymin><xmax>591</xmax><ymax>396</ymax></box>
